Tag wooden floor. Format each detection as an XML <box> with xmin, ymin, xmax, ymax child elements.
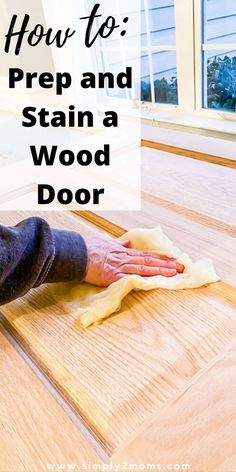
<box><xmin>0</xmin><ymin>145</ymin><xmax>236</xmax><ymax>471</ymax></box>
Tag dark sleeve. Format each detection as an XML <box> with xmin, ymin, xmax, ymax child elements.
<box><xmin>0</xmin><ymin>217</ymin><xmax>88</xmax><ymax>305</ymax></box>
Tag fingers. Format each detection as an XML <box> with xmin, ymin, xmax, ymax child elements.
<box><xmin>123</xmin><ymin>254</ymin><xmax>184</xmax><ymax>273</ymax></box>
<box><xmin>125</xmin><ymin>247</ymin><xmax>175</xmax><ymax>262</ymax></box>
<box><xmin>126</xmin><ymin>255</ymin><xmax>182</xmax><ymax>271</ymax></box>
<box><xmin>113</xmin><ymin>242</ymin><xmax>185</xmax><ymax>273</ymax></box>
<box><xmin>118</xmin><ymin>239</ymin><xmax>130</xmax><ymax>248</ymax></box>
<box><xmin>118</xmin><ymin>264</ymin><xmax>177</xmax><ymax>277</ymax></box>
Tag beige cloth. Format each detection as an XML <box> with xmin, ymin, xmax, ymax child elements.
<box><xmin>51</xmin><ymin>227</ymin><xmax>220</xmax><ymax>328</ymax></box>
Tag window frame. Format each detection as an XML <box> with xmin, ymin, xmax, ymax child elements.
<box><xmin>91</xmin><ymin>0</ymin><xmax>236</xmax><ymax>123</ymax></box>
<box><xmin>195</xmin><ymin>0</ymin><xmax>236</xmax><ymax>117</ymax></box>
<box><xmin>89</xmin><ymin>0</ymin><xmax>179</xmax><ymax>108</ymax></box>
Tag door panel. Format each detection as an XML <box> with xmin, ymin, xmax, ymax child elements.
<box><xmin>0</xmin><ymin>326</ymin><xmax>101</xmax><ymax>470</ymax></box>
<box><xmin>113</xmin><ymin>341</ymin><xmax>236</xmax><ymax>472</ymax></box>
<box><xmin>0</xmin><ymin>211</ymin><xmax>236</xmax><ymax>456</ymax></box>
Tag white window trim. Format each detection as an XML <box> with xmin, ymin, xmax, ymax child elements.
<box><xmin>175</xmin><ymin>0</ymin><xmax>195</xmax><ymax>113</ymax></box>
<box><xmin>94</xmin><ymin>0</ymin><xmax>178</xmax><ymax>109</ymax></box>
<box><xmin>40</xmin><ymin>0</ymin><xmax>236</xmax><ymax>140</ymax></box>
<box><xmin>95</xmin><ymin>0</ymin><xmax>236</xmax><ymax>134</ymax></box>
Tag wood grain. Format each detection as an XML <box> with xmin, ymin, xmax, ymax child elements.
<box><xmin>142</xmin><ymin>124</ymin><xmax>236</xmax><ymax>161</ymax></box>
<box><xmin>141</xmin><ymin>147</ymin><xmax>236</xmax><ymax>228</ymax></box>
<box><xmin>114</xmin><ymin>340</ymin><xmax>236</xmax><ymax>472</ymax></box>
<box><xmin>0</xmin><ymin>211</ymin><xmax>236</xmax><ymax>457</ymax></box>
<box><xmin>73</xmin><ymin>210</ymin><xmax>125</xmax><ymax>238</ymax></box>
<box><xmin>142</xmin><ymin>191</ymin><xmax>236</xmax><ymax>238</ymax></box>
<box><xmin>0</xmin><ymin>327</ymin><xmax>101</xmax><ymax>472</ymax></box>
<box><xmin>141</xmin><ymin>139</ymin><xmax>236</xmax><ymax>169</ymax></box>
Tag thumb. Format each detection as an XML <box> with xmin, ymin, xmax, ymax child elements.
<box><xmin>118</xmin><ymin>239</ymin><xmax>130</xmax><ymax>247</ymax></box>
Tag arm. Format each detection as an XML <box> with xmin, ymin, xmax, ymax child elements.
<box><xmin>0</xmin><ymin>216</ymin><xmax>184</xmax><ymax>306</ymax></box>
<box><xmin>0</xmin><ymin>217</ymin><xmax>87</xmax><ymax>305</ymax></box>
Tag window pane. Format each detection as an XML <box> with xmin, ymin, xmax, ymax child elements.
<box><xmin>101</xmin><ymin>49</ymin><xmax>145</xmax><ymax>100</ymax></box>
<box><xmin>203</xmin><ymin>50</ymin><xmax>236</xmax><ymax>111</ymax></box>
<box><xmin>152</xmin><ymin>51</ymin><xmax>178</xmax><ymax>104</ymax></box>
<box><xmin>149</xmin><ymin>0</ymin><xmax>176</xmax><ymax>46</ymax></box>
<box><xmin>102</xmin><ymin>52</ymin><xmax>128</xmax><ymax>99</ymax></box>
<box><xmin>204</xmin><ymin>0</ymin><xmax>236</xmax><ymax>44</ymax></box>
<box><xmin>118</xmin><ymin>0</ymin><xmax>147</xmax><ymax>44</ymax></box>
<box><xmin>141</xmin><ymin>77</ymin><xmax>152</xmax><ymax>102</ymax></box>
<box><xmin>141</xmin><ymin>52</ymin><xmax>152</xmax><ymax>101</ymax></box>
<box><xmin>94</xmin><ymin>0</ymin><xmax>178</xmax><ymax>105</ymax></box>
<box><xmin>124</xmin><ymin>52</ymin><xmax>151</xmax><ymax>101</ymax></box>
<box><xmin>94</xmin><ymin>3</ymin><xmax>144</xmax><ymax>46</ymax></box>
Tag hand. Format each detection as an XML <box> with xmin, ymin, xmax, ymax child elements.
<box><xmin>84</xmin><ymin>235</ymin><xmax>184</xmax><ymax>287</ymax></box>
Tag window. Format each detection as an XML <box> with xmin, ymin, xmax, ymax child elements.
<box><xmin>90</xmin><ymin>0</ymin><xmax>236</xmax><ymax>118</ymax></box>
<box><xmin>90</xmin><ymin>0</ymin><xmax>178</xmax><ymax>105</ymax></box>
<box><xmin>141</xmin><ymin>0</ymin><xmax>178</xmax><ymax>105</ymax></box>
<box><xmin>202</xmin><ymin>0</ymin><xmax>236</xmax><ymax>112</ymax></box>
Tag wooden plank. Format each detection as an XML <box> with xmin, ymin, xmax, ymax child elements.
<box><xmin>142</xmin><ymin>124</ymin><xmax>236</xmax><ymax>161</ymax></box>
<box><xmin>0</xmin><ymin>327</ymin><xmax>101</xmax><ymax>472</ymax></box>
<box><xmin>141</xmin><ymin>147</ymin><xmax>236</xmax><ymax>228</ymax></box>
<box><xmin>142</xmin><ymin>191</ymin><xmax>236</xmax><ymax>238</ymax></box>
<box><xmin>113</xmin><ymin>340</ymin><xmax>236</xmax><ymax>472</ymax></box>
<box><xmin>0</xmin><ymin>211</ymin><xmax>236</xmax><ymax>457</ymax></box>
<box><xmin>141</xmin><ymin>139</ymin><xmax>236</xmax><ymax>169</ymax></box>
<box><xmin>73</xmin><ymin>210</ymin><xmax>125</xmax><ymax>238</ymax></box>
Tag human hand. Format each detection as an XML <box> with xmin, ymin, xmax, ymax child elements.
<box><xmin>84</xmin><ymin>236</ymin><xmax>184</xmax><ymax>287</ymax></box>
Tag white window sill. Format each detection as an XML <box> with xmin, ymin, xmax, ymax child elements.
<box><xmin>96</xmin><ymin>100</ymin><xmax>236</xmax><ymax>159</ymax></box>
<box><xmin>98</xmin><ymin>98</ymin><xmax>236</xmax><ymax>141</ymax></box>
<box><xmin>140</xmin><ymin>108</ymin><xmax>236</xmax><ymax>142</ymax></box>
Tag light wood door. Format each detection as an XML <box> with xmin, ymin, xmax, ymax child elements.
<box><xmin>0</xmin><ymin>211</ymin><xmax>236</xmax><ymax>461</ymax></box>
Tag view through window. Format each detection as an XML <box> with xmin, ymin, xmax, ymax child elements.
<box><xmin>91</xmin><ymin>0</ymin><xmax>178</xmax><ymax>105</ymax></box>
<box><xmin>140</xmin><ymin>0</ymin><xmax>178</xmax><ymax>104</ymax></box>
<box><xmin>203</xmin><ymin>0</ymin><xmax>236</xmax><ymax>112</ymax></box>
<box><xmin>92</xmin><ymin>0</ymin><xmax>236</xmax><ymax>115</ymax></box>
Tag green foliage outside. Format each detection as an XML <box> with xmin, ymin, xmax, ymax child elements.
<box><xmin>207</xmin><ymin>55</ymin><xmax>236</xmax><ymax>111</ymax></box>
<box><xmin>141</xmin><ymin>55</ymin><xmax>236</xmax><ymax>111</ymax></box>
<box><xmin>141</xmin><ymin>75</ymin><xmax>178</xmax><ymax>104</ymax></box>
